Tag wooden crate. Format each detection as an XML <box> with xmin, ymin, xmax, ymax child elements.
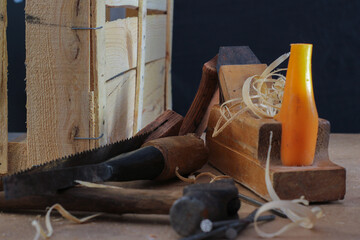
<box><xmin>0</xmin><ymin>0</ymin><xmax>174</xmax><ymax>174</ymax></box>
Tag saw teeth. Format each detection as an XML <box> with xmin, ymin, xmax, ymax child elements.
<box><xmin>3</xmin><ymin>133</ymin><xmax>151</xmax><ymax>178</ymax></box>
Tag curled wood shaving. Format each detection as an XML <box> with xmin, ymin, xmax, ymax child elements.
<box><xmin>32</xmin><ymin>204</ymin><xmax>101</xmax><ymax>240</ymax></box>
<box><xmin>253</xmin><ymin>131</ymin><xmax>324</xmax><ymax>238</ymax></box>
<box><xmin>175</xmin><ymin>166</ymin><xmax>231</xmax><ymax>184</ymax></box>
<box><xmin>212</xmin><ymin>53</ymin><xmax>289</xmax><ymax>137</ymax></box>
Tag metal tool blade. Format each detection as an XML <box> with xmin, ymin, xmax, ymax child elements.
<box><xmin>4</xmin><ymin>164</ymin><xmax>112</xmax><ymax>199</ymax></box>
<box><xmin>2</xmin><ymin>132</ymin><xmax>151</xmax><ymax>198</ymax></box>
<box><xmin>216</xmin><ymin>46</ymin><xmax>261</xmax><ymax>73</ymax></box>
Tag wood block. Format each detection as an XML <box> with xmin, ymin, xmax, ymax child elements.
<box><xmin>218</xmin><ymin>64</ymin><xmax>267</xmax><ymax>102</ymax></box>
<box><xmin>206</xmin><ymin>105</ymin><xmax>346</xmax><ymax>202</ymax></box>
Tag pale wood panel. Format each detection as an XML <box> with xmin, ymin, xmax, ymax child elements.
<box><xmin>165</xmin><ymin>0</ymin><xmax>173</xmax><ymax>110</ymax></box>
<box><xmin>0</xmin><ymin>0</ymin><xmax>7</xmax><ymax>174</ymax></box>
<box><xmin>104</xmin><ymin>14</ymin><xmax>166</xmax><ymax>81</ymax></box>
<box><xmin>106</xmin><ymin>0</ymin><xmax>167</xmax><ymax>12</ymax></box>
<box><xmin>141</xmin><ymin>58</ymin><xmax>166</xmax><ymax>128</ymax></box>
<box><xmin>144</xmin><ymin>15</ymin><xmax>166</xmax><ymax>65</ymax></box>
<box><xmin>133</xmin><ymin>0</ymin><xmax>147</xmax><ymax>133</ymax></box>
<box><xmin>26</xmin><ymin>0</ymin><xmax>91</xmax><ymax>165</ymax></box>
<box><xmin>104</xmin><ymin>17</ymin><xmax>137</xmax><ymax>80</ymax></box>
<box><xmin>90</xmin><ymin>0</ymin><xmax>107</xmax><ymax>146</ymax></box>
<box><xmin>105</xmin><ymin>69</ymin><xmax>136</xmax><ymax>142</ymax></box>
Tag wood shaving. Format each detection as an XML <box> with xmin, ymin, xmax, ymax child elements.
<box><xmin>253</xmin><ymin>131</ymin><xmax>323</xmax><ymax>238</ymax></box>
<box><xmin>175</xmin><ymin>166</ymin><xmax>231</xmax><ymax>184</ymax></box>
<box><xmin>212</xmin><ymin>53</ymin><xmax>289</xmax><ymax>137</ymax></box>
<box><xmin>32</xmin><ymin>204</ymin><xmax>101</xmax><ymax>240</ymax></box>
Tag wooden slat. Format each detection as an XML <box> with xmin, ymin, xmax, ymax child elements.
<box><xmin>141</xmin><ymin>58</ymin><xmax>166</xmax><ymax>128</ymax></box>
<box><xmin>106</xmin><ymin>0</ymin><xmax>167</xmax><ymax>12</ymax></box>
<box><xmin>0</xmin><ymin>0</ymin><xmax>7</xmax><ymax>174</ymax></box>
<box><xmin>104</xmin><ymin>17</ymin><xmax>137</xmax><ymax>80</ymax></box>
<box><xmin>104</xmin><ymin>14</ymin><xmax>166</xmax><ymax>81</ymax></box>
<box><xmin>133</xmin><ymin>0</ymin><xmax>147</xmax><ymax>133</ymax></box>
<box><xmin>165</xmin><ymin>0</ymin><xmax>173</xmax><ymax>110</ymax></box>
<box><xmin>91</xmin><ymin>0</ymin><xmax>107</xmax><ymax>146</ymax></box>
<box><xmin>25</xmin><ymin>1</ymin><xmax>91</xmax><ymax>165</ymax></box>
<box><xmin>105</xmin><ymin>69</ymin><xmax>136</xmax><ymax>141</ymax></box>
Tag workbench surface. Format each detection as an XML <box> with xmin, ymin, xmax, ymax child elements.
<box><xmin>0</xmin><ymin>134</ymin><xmax>359</xmax><ymax>239</ymax></box>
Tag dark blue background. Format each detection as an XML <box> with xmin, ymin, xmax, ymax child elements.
<box><xmin>6</xmin><ymin>0</ymin><xmax>360</xmax><ymax>133</ymax></box>
<box><xmin>172</xmin><ymin>0</ymin><xmax>360</xmax><ymax>133</ymax></box>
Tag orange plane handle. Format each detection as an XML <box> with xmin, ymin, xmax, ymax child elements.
<box><xmin>275</xmin><ymin>44</ymin><xmax>318</xmax><ymax>166</ymax></box>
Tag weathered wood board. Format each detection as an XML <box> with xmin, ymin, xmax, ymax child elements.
<box><xmin>25</xmin><ymin>0</ymin><xmax>91</xmax><ymax>165</ymax></box>
<box><xmin>0</xmin><ymin>0</ymin><xmax>7</xmax><ymax>174</ymax></box>
<box><xmin>105</xmin><ymin>69</ymin><xmax>136</xmax><ymax>142</ymax></box>
<box><xmin>104</xmin><ymin>15</ymin><xmax>167</xmax><ymax>83</ymax></box>
<box><xmin>207</xmin><ymin>105</ymin><xmax>346</xmax><ymax>202</ymax></box>
<box><xmin>141</xmin><ymin>58</ymin><xmax>166</xmax><ymax>128</ymax></box>
<box><xmin>165</xmin><ymin>0</ymin><xmax>174</xmax><ymax>109</ymax></box>
<box><xmin>106</xmin><ymin>0</ymin><xmax>167</xmax><ymax>12</ymax></box>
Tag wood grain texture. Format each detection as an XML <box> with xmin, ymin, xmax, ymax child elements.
<box><xmin>141</xmin><ymin>58</ymin><xmax>166</xmax><ymax>128</ymax></box>
<box><xmin>91</xmin><ymin>0</ymin><xmax>107</xmax><ymax>146</ymax></box>
<box><xmin>0</xmin><ymin>0</ymin><xmax>7</xmax><ymax>174</ymax></box>
<box><xmin>207</xmin><ymin>105</ymin><xmax>346</xmax><ymax>202</ymax></box>
<box><xmin>105</xmin><ymin>69</ymin><xmax>136</xmax><ymax>142</ymax></box>
<box><xmin>208</xmin><ymin>105</ymin><xmax>330</xmax><ymax>163</ymax></box>
<box><xmin>25</xmin><ymin>0</ymin><xmax>91</xmax><ymax>165</ymax></box>
<box><xmin>218</xmin><ymin>64</ymin><xmax>267</xmax><ymax>102</ymax></box>
<box><xmin>134</xmin><ymin>0</ymin><xmax>147</xmax><ymax>133</ymax></box>
<box><xmin>104</xmin><ymin>15</ymin><xmax>166</xmax><ymax>82</ymax></box>
<box><xmin>106</xmin><ymin>0</ymin><xmax>167</xmax><ymax>11</ymax></box>
<box><xmin>8</xmin><ymin>134</ymin><xmax>28</xmax><ymax>174</ymax></box>
<box><xmin>165</xmin><ymin>0</ymin><xmax>174</xmax><ymax>109</ymax></box>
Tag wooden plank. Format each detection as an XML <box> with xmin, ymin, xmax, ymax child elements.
<box><xmin>0</xmin><ymin>0</ymin><xmax>7</xmax><ymax>174</ymax></box>
<box><xmin>165</xmin><ymin>0</ymin><xmax>173</xmax><ymax>110</ymax></box>
<box><xmin>104</xmin><ymin>17</ymin><xmax>137</xmax><ymax>80</ymax></box>
<box><xmin>25</xmin><ymin>0</ymin><xmax>91</xmax><ymax>165</ymax></box>
<box><xmin>133</xmin><ymin>0</ymin><xmax>147</xmax><ymax>133</ymax></box>
<box><xmin>91</xmin><ymin>0</ymin><xmax>107</xmax><ymax>146</ymax></box>
<box><xmin>106</xmin><ymin>0</ymin><xmax>167</xmax><ymax>12</ymax></box>
<box><xmin>8</xmin><ymin>134</ymin><xmax>28</xmax><ymax>174</ymax></box>
<box><xmin>105</xmin><ymin>59</ymin><xmax>167</xmax><ymax>141</ymax></box>
<box><xmin>104</xmin><ymin>15</ymin><xmax>166</xmax><ymax>81</ymax></box>
<box><xmin>105</xmin><ymin>69</ymin><xmax>136</xmax><ymax>142</ymax></box>
<box><xmin>141</xmin><ymin>58</ymin><xmax>166</xmax><ymax>128</ymax></box>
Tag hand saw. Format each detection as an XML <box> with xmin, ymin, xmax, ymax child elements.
<box><xmin>3</xmin><ymin>134</ymin><xmax>208</xmax><ymax>200</ymax></box>
<box><xmin>2</xmin><ymin>110</ymin><xmax>190</xmax><ymax>199</ymax></box>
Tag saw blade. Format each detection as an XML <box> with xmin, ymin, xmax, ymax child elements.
<box><xmin>1</xmin><ymin>132</ymin><xmax>151</xmax><ymax>190</ymax></box>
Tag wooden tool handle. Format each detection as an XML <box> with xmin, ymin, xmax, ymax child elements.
<box><xmin>143</xmin><ymin>134</ymin><xmax>208</xmax><ymax>180</ymax></box>
<box><xmin>136</xmin><ymin>110</ymin><xmax>184</xmax><ymax>142</ymax></box>
<box><xmin>0</xmin><ymin>187</ymin><xmax>182</xmax><ymax>215</ymax></box>
<box><xmin>179</xmin><ymin>56</ymin><xmax>218</xmax><ymax>137</ymax></box>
